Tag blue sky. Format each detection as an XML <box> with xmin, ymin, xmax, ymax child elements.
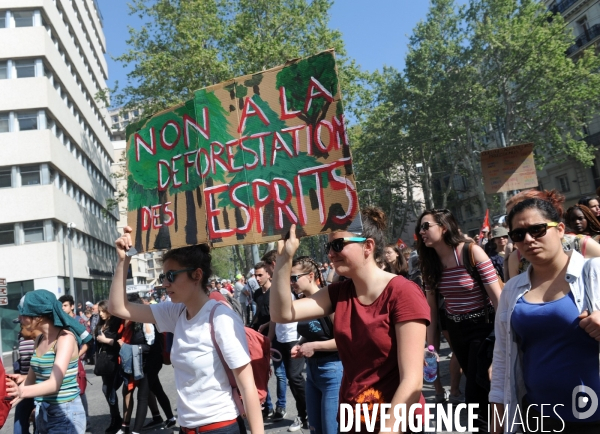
<box><xmin>98</xmin><ymin>1</ymin><xmax>452</xmax><ymax>93</ymax></box>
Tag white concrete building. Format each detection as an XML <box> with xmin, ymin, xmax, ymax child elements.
<box><xmin>0</xmin><ymin>1</ymin><xmax>118</xmax><ymax>351</ymax></box>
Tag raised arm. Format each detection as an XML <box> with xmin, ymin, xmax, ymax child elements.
<box><xmin>108</xmin><ymin>226</ymin><xmax>156</xmax><ymax>324</ymax></box>
<box><xmin>270</xmin><ymin>225</ymin><xmax>334</xmax><ymax>323</ymax></box>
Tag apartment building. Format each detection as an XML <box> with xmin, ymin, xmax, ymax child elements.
<box><xmin>0</xmin><ymin>1</ymin><xmax>118</xmax><ymax>351</ymax></box>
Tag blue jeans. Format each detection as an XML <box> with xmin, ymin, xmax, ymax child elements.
<box><xmin>264</xmin><ymin>358</ymin><xmax>287</xmax><ymax>410</ymax></box>
<box><xmin>35</xmin><ymin>396</ymin><xmax>86</xmax><ymax>434</ymax></box>
<box><xmin>14</xmin><ymin>397</ymin><xmax>35</xmax><ymax>434</ymax></box>
<box><xmin>305</xmin><ymin>354</ymin><xmax>343</xmax><ymax>434</ymax></box>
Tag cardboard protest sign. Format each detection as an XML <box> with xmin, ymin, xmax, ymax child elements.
<box><xmin>480</xmin><ymin>143</ymin><xmax>538</xmax><ymax>194</ymax></box>
<box><xmin>126</xmin><ymin>50</ymin><xmax>359</xmax><ymax>252</ymax></box>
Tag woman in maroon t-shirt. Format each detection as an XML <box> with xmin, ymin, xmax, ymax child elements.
<box><xmin>270</xmin><ymin>207</ymin><xmax>430</xmax><ymax>433</ymax></box>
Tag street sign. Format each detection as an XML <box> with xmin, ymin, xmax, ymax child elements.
<box><xmin>0</xmin><ymin>287</ymin><xmax>6</xmax><ymax>296</ymax></box>
<box><xmin>0</xmin><ymin>296</ymin><xmax>8</xmax><ymax>306</ymax></box>
<box><xmin>0</xmin><ymin>278</ymin><xmax>5</xmax><ymax>286</ymax></box>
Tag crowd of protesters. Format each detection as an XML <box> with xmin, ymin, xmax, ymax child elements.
<box><xmin>3</xmin><ymin>187</ymin><xmax>600</xmax><ymax>434</ymax></box>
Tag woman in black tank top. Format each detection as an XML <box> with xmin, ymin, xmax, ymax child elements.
<box><xmin>289</xmin><ymin>257</ymin><xmax>342</xmax><ymax>434</ymax></box>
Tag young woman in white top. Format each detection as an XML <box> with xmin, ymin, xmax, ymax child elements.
<box><xmin>109</xmin><ymin>227</ymin><xmax>263</xmax><ymax>434</ymax></box>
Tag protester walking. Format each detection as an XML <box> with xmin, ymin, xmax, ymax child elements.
<box><xmin>270</xmin><ymin>208</ymin><xmax>430</xmax><ymax>433</ymax></box>
<box><xmin>490</xmin><ymin>198</ymin><xmax>600</xmax><ymax>434</ymax></box>
<box><xmin>5</xmin><ymin>290</ymin><xmax>92</xmax><ymax>434</ymax></box>
<box><xmin>109</xmin><ymin>227</ymin><xmax>264</xmax><ymax>434</ymax></box>
<box><xmin>416</xmin><ymin>208</ymin><xmax>502</xmax><ymax>430</ymax></box>
<box><xmin>289</xmin><ymin>256</ymin><xmax>342</xmax><ymax>434</ymax></box>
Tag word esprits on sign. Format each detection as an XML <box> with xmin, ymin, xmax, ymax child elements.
<box><xmin>126</xmin><ymin>51</ymin><xmax>359</xmax><ymax>252</ymax></box>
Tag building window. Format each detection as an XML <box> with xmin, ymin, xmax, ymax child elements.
<box><xmin>17</xmin><ymin>112</ymin><xmax>37</xmax><ymax>131</ymax></box>
<box><xmin>0</xmin><ymin>14</ymin><xmax>5</xmax><ymax>28</ymax></box>
<box><xmin>0</xmin><ymin>224</ymin><xmax>14</xmax><ymax>245</ymax></box>
<box><xmin>23</xmin><ymin>221</ymin><xmax>44</xmax><ymax>243</ymax></box>
<box><xmin>13</xmin><ymin>11</ymin><xmax>35</xmax><ymax>28</ymax></box>
<box><xmin>111</xmin><ymin>123</ymin><xmax>120</xmax><ymax>130</ymax></box>
<box><xmin>0</xmin><ymin>168</ymin><xmax>11</xmax><ymax>188</ymax></box>
<box><xmin>0</xmin><ymin>61</ymin><xmax>7</xmax><ymax>79</ymax></box>
<box><xmin>123</xmin><ymin>112</ymin><xmax>130</xmax><ymax>121</ymax></box>
<box><xmin>15</xmin><ymin>60</ymin><xmax>35</xmax><ymax>78</ymax></box>
<box><xmin>557</xmin><ymin>174</ymin><xmax>570</xmax><ymax>193</ymax></box>
<box><xmin>0</xmin><ymin>114</ymin><xmax>9</xmax><ymax>133</ymax></box>
<box><xmin>111</xmin><ymin>115</ymin><xmax>119</xmax><ymax>123</ymax></box>
<box><xmin>20</xmin><ymin>165</ymin><xmax>40</xmax><ymax>185</ymax></box>
<box><xmin>133</xmin><ymin>110</ymin><xmax>139</xmax><ymax>118</ymax></box>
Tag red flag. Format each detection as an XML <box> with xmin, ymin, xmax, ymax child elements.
<box><xmin>479</xmin><ymin>209</ymin><xmax>490</xmax><ymax>245</ymax></box>
<box><xmin>397</xmin><ymin>239</ymin><xmax>406</xmax><ymax>249</ymax></box>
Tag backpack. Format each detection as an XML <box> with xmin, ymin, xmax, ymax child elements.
<box><xmin>209</xmin><ymin>302</ymin><xmax>272</xmax><ymax>417</ymax></box>
<box><xmin>224</xmin><ymin>293</ymin><xmax>245</xmax><ymax>322</ymax></box>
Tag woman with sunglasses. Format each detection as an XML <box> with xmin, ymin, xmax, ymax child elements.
<box><xmin>490</xmin><ymin>198</ymin><xmax>600</xmax><ymax>434</ymax></box>
<box><xmin>416</xmin><ymin>209</ymin><xmax>502</xmax><ymax>430</ymax></box>
<box><xmin>289</xmin><ymin>256</ymin><xmax>342</xmax><ymax>434</ymax></box>
<box><xmin>565</xmin><ymin>204</ymin><xmax>600</xmax><ymax>242</ymax></box>
<box><xmin>505</xmin><ymin>190</ymin><xmax>600</xmax><ymax>280</ymax></box>
<box><xmin>270</xmin><ymin>207</ymin><xmax>430</xmax><ymax>432</ymax></box>
<box><xmin>109</xmin><ymin>227</ymin><xmax>263</xmax><ymax>434</ymax></box>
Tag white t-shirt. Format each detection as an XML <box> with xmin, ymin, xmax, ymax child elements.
<box><xmin>151</xmin><ymin>299</ymin><xmax>250</xmax><ymax>428</ymax></box>
<box><xmin>234</xmin><ymin>281</ymin><xmax>246</xmax><ymax>304</ymax></box>
<box><xmin>275</xmin><ymin>322</ymin><xmax>298</xmax><ymax>343</ymax></box>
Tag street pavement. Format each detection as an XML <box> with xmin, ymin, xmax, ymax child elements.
<box><xmin>0</xmin><ymin>339</ymin><xmax>473</xmax><ymax>434</ymax></box>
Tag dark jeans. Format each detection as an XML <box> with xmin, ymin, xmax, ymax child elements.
<box><xmin>14</xmin><ymin>397</ymin><xmax>35</xmax><ymax>434</ymax></box>
<box><xmin>445</xmin><ymin>313</ymin><xmax>494</xmax><ymax>427</ymax></box>
<box><xmin>146</xmin><ymin>359</ymin><xmax>173</xmax><ymax>419</ymax></box>
<box><xmin>273</xmin><ymin>339</ymin><xmax>307</xmax><ymax>419</ymax></box>
<box><xmin>102</xmin><ymin>373</ymin><xmax>122</xmax><ymax>418</ymax></box>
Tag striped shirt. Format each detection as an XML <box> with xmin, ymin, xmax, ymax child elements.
<box><xmin>438</xmin><ymin>259</ymin><xmax>498</xmax><ymax>314</ymax></box>
<box><xmin>30</xmin><ymin>339</ymin><xmax>79</xmax><ymax>403</ymax></box>
<box><xmin>18</xmin><ymin>338</ymin><xmax>35</xmax><ymax>375</ymax></box>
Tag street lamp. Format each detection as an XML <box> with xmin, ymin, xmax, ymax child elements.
<box><xmin>66</xmin><ymin>222</ymin><xmax>76</xmax><ymax>310</ymax></box>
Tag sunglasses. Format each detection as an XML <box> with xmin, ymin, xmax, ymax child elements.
<box><xmin>419</xmin><ymin>222</ymin><xmax>442</xmax><ymax>231</ymax></box>
<box><xmin>324</xmin><ymin>237</ymin><xmax>367</xmax><ymax>253</ymax></box>
<box><xmin>507</xmin><ymin>222</ymin><xmax>559</xmax><ymax>243</ymax></box>
<box><xmin>158</xmin><ymin>268</ymin><xmax>195</xmax><ymax>284</ymax></box>
<box><xmin>290</xmin><ymin>273</ymin><xmax>309</xmax><ymax>283</ymax></box>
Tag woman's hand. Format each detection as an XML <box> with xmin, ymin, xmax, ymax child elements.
<box><xmin>7</xmin><ymin>374</ymin><xmax>25</xmax><ymax>385</ymax></box>
<box><xmin>5</xmin><ymin>377</ymin><xmax>22</xmax><ymax>406</ymax></box>
<box><xmin>579</xmin><ymin>310</ymin><xmax>600</xmax><ymax>340</ymax></box>
<box><xmin>115</xmin><ymin>226</ymin><xmax>133</xmax><ymax>261</ymax></box>
<box><xmin>97</xmin><ymin>331</ymin><xmax>108</xmax><ymax>344</ymax></box>
<box><xmin>117</xmin><ymin>339</ymin><xmax>124</xmax><ymax>347</ymax></box>
<box><xmin>276</xmin><ymin>224</ymin><xmax>299</xmax><ymax>260</ymax></box>
<box><xmin>290</xmin><ymin>344</ymin><xmax>302</xmax><ymax>358</ymax></box>
<box><xmin>298</xmin><ymin>342</ymin><xmax>316</xmax><ymax>358</ymax></box>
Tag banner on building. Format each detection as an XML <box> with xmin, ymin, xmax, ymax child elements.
<box><xmin>480</xmin><ymin>143</ymin><xmax>537</xmax><ymax>194</ymax></box>
<box><xmin>125</xmin><ymin>50</ymin><xmax>359</xmax><ymax>253</ymax></box>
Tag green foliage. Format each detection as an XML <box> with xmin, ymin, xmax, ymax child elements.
<box><xmin>113</xmin><ymin>0</ymin><xmax>367</xmax><ymax>122</ymax></box>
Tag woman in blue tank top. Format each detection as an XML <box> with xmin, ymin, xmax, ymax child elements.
<box><xmin>5</xmin><ymin>290</ymin><xmax>91</xmax><ymax>434</ymax></box>
<box><xmin>490</xmin><ymin>198</ymin><xmax>600</xmax><ymax>434</ymax></box>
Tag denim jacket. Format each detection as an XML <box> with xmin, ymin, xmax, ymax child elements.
<box><xmin>489</xmin><ymin>250</ymin><xmax>600</xmax><ymax>433</ymax></box>
<box><xmin>119</xmin><ymin>344</ymin><xmax>144</xmax><ymax>380</ymax></box>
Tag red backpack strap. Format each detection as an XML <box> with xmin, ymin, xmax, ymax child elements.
<box><xmin>209</xmin><ymin>302</ymin><xmax>245</xmax><ymax>417</ymax></box>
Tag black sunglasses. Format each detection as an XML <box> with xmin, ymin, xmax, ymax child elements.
<box><xmin>419</xmin><ymin>222</ymin><xmax>442</xmax><ymax>231</ymax></box>
<box><xmin>290</xmin><ymin>273</ymin><xmax>309</xmax><ymax>283</ymax></box>
<box><xmin>158</xmin><ymin>268</ymin><xmax>195</xmax><ymax>284</ymax></box>
<box><xmin>507</xmin><ymin>222</ymin><xmax>559</xmax><ymax>243</ymax></box>
<box><xmin>324</xmin><ymin>237</ymin><xmax>367</xmax><ymax>253</ymax></box>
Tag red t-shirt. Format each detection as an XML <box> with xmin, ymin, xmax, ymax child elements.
<box><xmin>328</xmin><ymin>275</ymin><xmax>431</xmax><ymax>431</ymax></box>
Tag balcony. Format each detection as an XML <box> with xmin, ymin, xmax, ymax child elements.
<box><xmin>567</xmin><ymin>24</ymin><xmax>600</xmax><ymax>56</ymax></box>
<box><xmin>550</xmin><ymin>0</ymin><xmax>584</xmax><ymax>14</ymax></box>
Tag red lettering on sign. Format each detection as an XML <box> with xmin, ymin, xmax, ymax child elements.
<box><xmin>252</xmin><ymin>179</ymin><xmax>272</xmax><ymax>233</ymax></box>
<box><xmin>238</xmin><ymin>96</ymin><xmax>270</xmax><ymax>133</ymax></box>
<box><xmin>183</xmin><ymin>110</ymin><xmax>209</xmax><ymax>147</ymax></box>
<box><xmin>151</xmin><ymin>205</ymin><xmax>162</xmax><ymax>229</ymax></box>
<box><xmin>141</xmin><ymin>206</ymin><xmax>152</xmax><ymax>230</ymax></box>
<box><xmin>157</xmin><ymin>160</ymin><xmax>171</xmax><ymax>191</ymax></box>
<box><xmin>195</xmin><ymin>148</ymin><xmax>210</xmax><ymax>179</ymax></box>
<box><xmin>279</xmin><ymin>86</ymin><xmax>301</xmax><ymax>120</ymax></box>
<box><xmin>171</xmin><ymin>154</ymin><xmax>183</xmax><ymax>188</ymax></box>
<box><xmin>135</xmin><ymin>129</ymin><xmax>156</xmax><ymax>162</ymax></box>
<box><xmin>226</xmin><ymin>139</ymin><xmax>244</xmax><ymax>173</ymax></box>
<box><xmin>272</xmin><ymin>178</ymin><xmax>298</xmax><ymax>229</ymax></box>
<box><xmin>160</xmin><ymin>120</ymin><xmax>181</xmax><ymax>151</ymax></box>
<box><xmin>281</xmin><ymin>125</ymin><xmax>304</xmax><ymax>155</ymax></box>
<box><xmin>183</xmin><ymin>151</ymin><xmax>196</xmax><ymax>184</ymax></box>
<box><xmin>240</xmin><ymin>136</ymin><xmax>259</xmax><ymax>170</ymax></box>
<box><xmin>163</xmin><ymin>202</ymin><xmax>175</xmax><ymax>226</ymax></box>
<box><xmin>230</xmin><ymin>182</ymin><xmax>253</xmax><ymax>234</ymax></box>
<box><xmin>204</xmin><ymin>184</ymin><xmax>235</xmax><ymax>238</ymax></box>
<box><xmin>314</xmin><ymin>120</ymin><xmax>335</xmax><ymax>153</ymax></box>
<box><xmin>210</xmin><ymin>141</ymin><xmax>230</xmax><ymax>174</ymax></box>
<box><xmin>304</xmin><ymin>77</ymin><xmax>334</xmax><ymax>113</ymax></box>
<box><xmin>271</xmin><ymin>132</ymin><xmax>294</xmax><ymax>166</ymax></box>
<box><xmin>249</xmin><ymin>132</ymin><xmax>270</xmax><ymax>167</ymax></box>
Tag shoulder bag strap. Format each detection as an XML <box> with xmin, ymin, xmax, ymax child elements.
<box><xmin>209</xmin><ymin>302</ymin><xmax>245</xmax><ymax>417</ymax></box>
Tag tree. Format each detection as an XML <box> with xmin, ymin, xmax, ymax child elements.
<box><xmin>114</xmin><ymin>0</ymin><xmax>366</xmax><ymax>119</ymax></box>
